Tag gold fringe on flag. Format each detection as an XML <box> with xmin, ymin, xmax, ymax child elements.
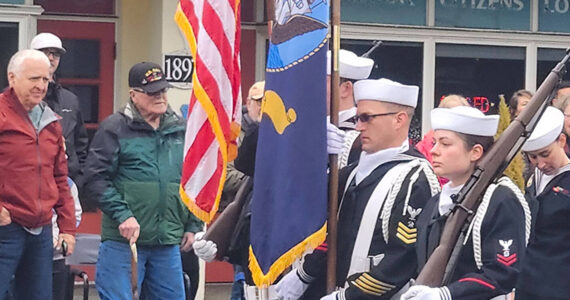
<box><xmin>249</xmin><ymin>223</ymin><xmax>327</xmax><ymax>287</ymax></box>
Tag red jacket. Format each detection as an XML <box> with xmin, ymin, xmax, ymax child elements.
<box><xmin>0</xmin><ymin>88</ymin><xmax>75</xmax><ymax>234</ymax></box>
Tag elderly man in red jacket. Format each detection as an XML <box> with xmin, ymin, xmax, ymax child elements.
<box><xmin>0</xmin><ymin>49</ymin><xmax>76</xmax><ymax>300</ymax></box>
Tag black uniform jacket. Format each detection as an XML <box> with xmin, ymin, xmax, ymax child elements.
<box><xmin>302</xmin><ymin>148</ymin><xmax>435</xmax><ymax>299</ymax></box>
<box><xmin>417</xmin><ymin>183</ymin><xmax>527</xmax><ymax>299</ymax></box>
<box><xmin>45</xmin><ymin>82</ymin><xmax>88</xmax><ymax>183</ymax></box>
<box><xmin>517</xmin><ymin>170</ymin><xmax>570</xmax><ymax>298</ymax></box>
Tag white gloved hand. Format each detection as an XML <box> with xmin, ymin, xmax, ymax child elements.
<box><xmin>275</xmin><ymin>269</ymin><xmax>309</xmax><ymax>300</ymax></box>
<box><xmin>400</xmin><ymin>285</ymin><xmax>451</xmax><ymax>300</ymax></box>
<box><xmin>327</xmin><ymin>122</ymin><xmax>346</xmax><ymax>154</ymax></box>
<box><xmin>320</xmin><ymin>291</ymin><xmax>339</xmax><ymax>300</ymax></box>
<box><xmin>192</xmin><ymin>232</ymin><xmax>217</xmax><ymax>262</ymax></box>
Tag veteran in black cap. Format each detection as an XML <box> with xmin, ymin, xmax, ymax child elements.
<box><xmin>402</xmin><ymin>106</ymin><xmax>531</xmax><ymax>300</ymax></box>
<box><xmin>517</xmin><ymin>106</ymin><xmax>570</xmax><ymax>300</ymax></box>
<box><xmin>83</xmin><ymin>62</ymin><xmax>202</xmax><ymax>299</ymax></box>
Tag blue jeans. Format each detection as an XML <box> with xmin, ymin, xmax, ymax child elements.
<box><xmin>231</xmin><ymin>264</ymin><xmax>245</xmax><ymax>300</ymax></box>
<box><xmin>0</xmin><ymin>223</ymin><xmax>53</xmax><ymax>300</ymax></box>
<box><xmin>96</xmin><ymin>240</ymin><xmax>185</xmax><ymax>300</ymax></box>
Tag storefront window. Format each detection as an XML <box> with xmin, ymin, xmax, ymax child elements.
<box><xmin>34</xmin><ymin>0</ymin><xmax>115</xmax><ymax>16</ymax></box>
<box><xmin>537</xmin><ymin>48</ymin><xmax>570</xmax><ymax>87</ymax></box>
<box><xmin>539</xmin><ymin>0</ymin><xmax>570</xmax><ymax>33</ymax></box>
<box><xmin>341</xmin><ymin>39</ymin><xmax>424</xmax><ymax>142</ymax></box>
<box><xmin>341</xmin><ymin>0</ymin><xmax>426</xmax><ymax>26</ymax></box>
<box><xmin>0</xmin><ymin>22</ymin><xmax>18</xmax><ymax>90</ymax></box>
<box><xmin>435</xmin><ymin>44</ymin><xmax>525</xmax><ymax>114</ymax></box>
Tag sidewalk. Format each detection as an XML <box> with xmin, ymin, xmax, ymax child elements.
<box><xmin>73</xmin><ymin>282</ymin><xmax>232</xmax><ymax>300</ymax></box>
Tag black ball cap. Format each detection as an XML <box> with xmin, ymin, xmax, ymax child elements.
<box><xmin>128</xmin><ymin>62</ymin><xmax>173</xmax><ymax>93</ymax></box>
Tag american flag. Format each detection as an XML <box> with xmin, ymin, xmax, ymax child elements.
<box><xmin>175</xmin><ymin>0</ymin><xmax>242</xmax><ymax>223</ymax></box>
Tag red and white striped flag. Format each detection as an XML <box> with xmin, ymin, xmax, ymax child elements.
<box><xmin>175</xmin><ymin>0</ymin><xmax>241</xmax><ymax>223</ymax></box>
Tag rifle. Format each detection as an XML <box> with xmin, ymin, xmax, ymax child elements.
<box><xmin>415</xmin><ymin>48</ymin><xmax>570</xmax><ymax>287</ymax></box>
<box><xmin>203</xmin><ymin>176</ymin><xmax>253</xmax><ymax>260</ymax></box>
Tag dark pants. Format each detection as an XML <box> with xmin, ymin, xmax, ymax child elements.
<box><xmin>181</xmin><ymin>250</ymin><xmax>199</xmax><ymax>300</ymax></box>
<box><xmin>52</xmin><ymin>259</ymin><xmax>68</xmax><ymax>300</ymax></box>
<box><xmin>0</xmin><ymin>223</ymin><xmax>53</xmax><ymax>300</ymax></box>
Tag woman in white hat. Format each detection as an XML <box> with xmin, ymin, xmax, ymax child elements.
<box><xmin>402</xmin><ymin>106</ymin><xmax>531</xmax><ymax>300</ymax></box>
<box><xmin>516</xmin><ymin>107</ymin><xmax>570</xmax><ymax>300</ymax></box>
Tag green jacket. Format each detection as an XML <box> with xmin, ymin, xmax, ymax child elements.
<box><xmin>84</xmin><ymin>101</ymin><xmax>202</xmax><ymax>245</ymax></box>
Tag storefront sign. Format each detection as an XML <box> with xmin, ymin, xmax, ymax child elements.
<box><xmin>539</xmin><ymin>0</ymin><xmax>570</xmax><ymax>33</ymax></box>
<box><xmin>435</xmin><ymin>0</ymin><xmax>530</xmax><ymax>30</ymax></box>
<box><xmin>341</xmin><ymin>0</ymin><xmax>426</xmax><ymax>26</ymax></box>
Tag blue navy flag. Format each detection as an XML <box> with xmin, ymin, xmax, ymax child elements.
<box><xmin>249</xmin><ymin>0</ymin><xmax>329</xmax><ymax>287</ymax></box>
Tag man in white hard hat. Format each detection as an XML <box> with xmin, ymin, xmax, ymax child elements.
<box><xmin>31</xmin><ymin>32</ymin><xmax>88</xmax><ymax>185</ymax></box>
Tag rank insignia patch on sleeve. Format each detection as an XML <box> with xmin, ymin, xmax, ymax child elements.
<box><xmin>396</xmin><ymin>222</ymin><xmax>417</xmax><ymax>244</ymax></box>
<box><xmin>496</xmin><ymin>239</ymin><xmax>517</xmax><ymax>266</ymax></box>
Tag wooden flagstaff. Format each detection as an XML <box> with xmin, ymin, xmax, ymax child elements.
<box><xmin>327</xmin><ymin>0</ymin><xmax>341</xmax><ymax>293</ymax></box>
<box><xmin>266</xmin><ymin>0</ymin><xmax>274</xmax><ymax>38</ymax></box>
<box><xmin>262</xmin><ymin>2</ymin><xmax>273</xmax><ymax>299</ymax></box>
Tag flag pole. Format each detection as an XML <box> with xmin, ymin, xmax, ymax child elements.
<box><xmin>265</xmin><ymin>0</ymin><xmax>274</xmax><ymax>38</ymax></box>
<box><xmin>327</xmin><ymin>0</ymin><xmax>341</xmax><ymax>293</ymax></box>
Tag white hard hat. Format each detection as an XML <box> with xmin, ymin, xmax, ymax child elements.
<box><xmin>30</xmin><ymin>33</ymin><xmax>66</xmax><ymax>54</ymax></box>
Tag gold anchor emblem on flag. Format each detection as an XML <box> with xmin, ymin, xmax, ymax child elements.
<box><xmin>261</xmin><ymin>90</ymin><xmax>297</xmax><ymax>134</ymax></box>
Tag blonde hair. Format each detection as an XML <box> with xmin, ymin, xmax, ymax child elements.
<box><xmin>439</xmin><ymin>94</ymin><xmax>469</xmax><ymax>108</ymax></box>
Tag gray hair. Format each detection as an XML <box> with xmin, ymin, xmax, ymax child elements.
<box><xmin>7</xmin><ymin>49</ymin><xmax>50</xmax><ymax>76</ymax></box>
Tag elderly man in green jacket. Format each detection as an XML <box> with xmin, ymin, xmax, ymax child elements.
<box><xmin>84</xmin><ymin>62</ymin><xmax>202</xmax><ymax>300</ymax></box>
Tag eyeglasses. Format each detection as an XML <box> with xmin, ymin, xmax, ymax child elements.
<box><xmin>348</xmin><ymin>112</ymin><xmax>398</xmax><ymax>123</ymax></box>
<box><xmin>41</xmin><ymin>49</ymin><xmax>62</xmax><ymax>58</ymax></box>
<box><xmin>132</xmin><ymin>88</ymin><xmax>169</xmax><ymax>98</ymax></box>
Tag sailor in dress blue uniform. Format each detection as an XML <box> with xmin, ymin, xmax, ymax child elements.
<box><xmin>516</xmin><ymin>107</ymin><xmax>570</xmax><ymax>300</ymax></box>
<box><xmin>402</xmin><ymin>106</ymin><xmax>532</xmax><ymax>300</ymax></box>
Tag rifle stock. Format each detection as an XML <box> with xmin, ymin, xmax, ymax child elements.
<box><xmin>416</xmin><ymin>48</ymin><xmax>570</xmax><ymax>287</ymax></box>
<box><xmin>204</xmin><ymin>176</ymin><xmax>253</xmax><ymax>260</ymax></box>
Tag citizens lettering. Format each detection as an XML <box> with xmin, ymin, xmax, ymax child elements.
<box><xmin>439</xmin><ymin>0</ymin><xmax>524</xmax><ymax>11</ymax></box>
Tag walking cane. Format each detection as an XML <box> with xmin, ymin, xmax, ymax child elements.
<box><xmin>131</xmin><ymin>243</ymin><xmax>139</xmax><ymax>300</ymax></box>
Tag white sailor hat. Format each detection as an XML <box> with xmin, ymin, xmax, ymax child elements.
<box><xmin>327</xmin><ymin>49</ymin><xmax>374</xmax><ymax>80</ymax></box>
<box><xmin>431</xmin><ymin>106</ymin><xmax>499</xmax><ymax>136</ymax></box>
<box><xmin>522</xmin><ymin>106</ymin><xmax>564</xmax><ymax>152</ymax></box>
<box><xmin>354</xmin><ymin>78</ymin><xmax>419</xmax><ymax>108</ymax></box>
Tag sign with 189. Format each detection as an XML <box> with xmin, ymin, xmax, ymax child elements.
<box><xmin>164</xmin><ymin>54</ymin><xmax>193</xmax><ymax>88</ymax></box>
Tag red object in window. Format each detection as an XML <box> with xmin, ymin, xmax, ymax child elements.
<box><xmin>472</xmin><ymin>96</ymin><xmax>490</xmax><ymax>113</ymax></box>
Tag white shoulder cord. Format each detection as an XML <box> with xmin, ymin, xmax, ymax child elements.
<box><xmin>381</xmin><ymin>159</ymin><xmax>441</xmax><ymax>242</ymax></box>
<box><xmin>338</xmin><ymin>130</ymin><xmax>360</xmax><ymax>169</ymax></box>
<box><xmin>466</xmin><ymin>177</ymin><xmax>531</xmax><ymax>269</ymax></box>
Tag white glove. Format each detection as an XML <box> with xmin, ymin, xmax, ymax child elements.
<box><xmin>400</xmin><ymin>285</ymin><xmax>451</xmax><ymax>300</ymax></box>
<box><xmin>275</xmin><ymin>269</ymin><xmax>309</xmax><ymax>300</ymax></box>
<box><xmin>327</xmin><ymin>122</ymin><xmax>346</xmax><ymax>154</ymax></box>
<box><xmin>320</xmin><ymin>291</ymin><xmax>339</xmax><ymax>300</ymax></box>
<box><xmin>192</xmin><ymin>232</ymin><xmax>217</xmax><ymax>262</ymax></box>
